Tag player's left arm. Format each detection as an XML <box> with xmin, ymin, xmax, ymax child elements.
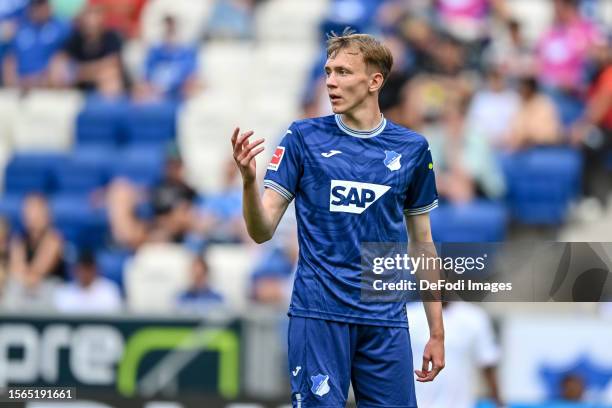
<box><xmin>406</xmin><ymin>213</ymin><xmax>445</xmax><ymax>382</ymax></box>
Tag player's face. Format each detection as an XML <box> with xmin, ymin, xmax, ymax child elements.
<box><xmin>325</xmin><ymin>48</ymin><xmax>372</xmax><ymax>114</ymax></box>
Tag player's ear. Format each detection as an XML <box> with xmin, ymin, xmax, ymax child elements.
<box><xmin>369</xmin><ymin>72</ymin><xmax>384</xmax><ymax>93</ymax></box>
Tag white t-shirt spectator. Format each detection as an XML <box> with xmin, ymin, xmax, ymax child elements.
<box><xmin>467</xmin><ymin>87</ymin><xmax>520</xmax><ymax>146</ymax></box>
<box><xmin>54</xmin><ymin>277</ymin><xmax>122</xmax><ymax>313</ymax></box>
<box><xmin>407</xmin><ymin>302</ymin><xmax>500</xmax><ymax>408</ymax></box>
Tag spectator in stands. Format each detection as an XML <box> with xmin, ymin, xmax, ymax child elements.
<box><xmin>535</xmin><ymin>0</ymin><xmax>605</xmax><ymax>126</ymax></box>
<box><xmin>2</xmin><ymin>194</ymin><xmax>63</xmax><ymax>312</ymax></box>
<box><xmin>407</xmin><ymin>302</ymin><xmax>504</xmax><ymax>408</ymax></box>
<box><xmin>107</xmin><ymin>178</ymin><xmax>150</xmax><ymax>250</ymax></box>
<box><xmin>484</xmin><ymin>19</ymin><xmax>535</xmax><ymax>82</ymax></box>
<box><xmin>406</xmin><ymin>34</ymin><xmax>473</xmax><ymax>129</ymax></box>
<box><xmin>175</xmin><ymin>254</ymin><xmax>224</xmax><ymax>313</ymax></box>
<box><xmin>572</xmin><ymin>45</ymin><xmax>612</xmax><ymax>206</ymax></box>
<box><xmin>400</xmin><ymin>17</ymin><xmax>438</xmax><ymax>75</ymax></box>
<box><xmin>51</xmin><ymin>4</ymin><xmax>124</xmax><ymax>96</ymax></box>
<box><xmin>505</xmin><ymin>76</ymin><xmax>561</xmax><ymax>150</ymax></box>
<box><xmin>425</xmin><ymin>100</ymin><xmax>506</xmax><ymax>203</ymax></box>
<box><xmin>2</xmin><ymin>0</ymin><xmax>69</xmax><ymax>89</ymax></box>
<box><xmin>108</xmin><ymin>145</ymin><xmax>198</xmax><ymax>250</ymax></box>
<box><xmin>205</xmin><ymin>0</ymin><xmax>254</xmax><ymax>40</ymax></box>
<box><xmin>88</xmin><ymin>0</ymin><xmax>147</xmax><ymax>39</ymax></box>
<box><xmin>148</xmin><ymin>144</ymin><xmax>199</xmax><ymax>245</ymax></box>
<box><xmin>133</xmin><ymin>15</ymin><xmax>199</xmax><ymax>102</ymax></box>
<box><xmin>433</xmin><ymin>0</ymin><xmax>508</xmax><ymax>70</ymax></box>
<box><xmin>54</xmin><ymin>251</ymin><xmax>122</xmax><ymax>313</ymax></box>
<box><xmin>466</xmin><ymin>66</ymin><xmax>520</xmax><ymax>148</ymax></box>
<box><xmin>9</xmin><ymin>194</ymin><xmax>65</xmax><ymax>286</ymax></box>
<box><xmin>0</xmin><ymin>0</ymin><xmax>28</xmax><ymax>68</ymax></box>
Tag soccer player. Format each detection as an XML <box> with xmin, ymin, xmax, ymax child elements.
<box><xmin>232</xmin><ymin>31</ymin><xmax>445</xmax><ymax>407</ymax></box>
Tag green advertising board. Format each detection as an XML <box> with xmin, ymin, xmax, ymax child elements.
<box><xmin>0</xmin><ymin>315</ymin><xmax>241</xmax><ymax>399</ymax></box>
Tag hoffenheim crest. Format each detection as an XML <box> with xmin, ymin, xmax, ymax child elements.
<box><xmin>384</xmin><ymin>151</ymin><xmax>402</xmax><ymax>171</ymax></box>
<box><xmin>310</xmin><ymin>374</ymin><xmax>330</xmax><ymax>397</ymax></box>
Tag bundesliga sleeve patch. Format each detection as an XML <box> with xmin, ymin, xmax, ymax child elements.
<box><xmin>267</xmin><ymin>146</ymin><xmax>285</xmax><ymax>171</ymax></box>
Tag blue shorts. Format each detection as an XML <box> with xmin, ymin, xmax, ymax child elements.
<box><xmin>288</xmin><ymin>317</ymin><xmax>417</xmax><ymax>408</ymax></box>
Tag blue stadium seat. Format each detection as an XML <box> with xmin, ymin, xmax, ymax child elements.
<box><xmin>50</xmin><ymin>194</ymin><xmax>109</xmax><ymax>249</ymax></box>
<box><xmin>430</xmin><ymin>200</ymin><xmax>508</xmax><ymax>242</ymax></box>
<box><xmin>72</xmin><ymin>144</ymin><xmax>118</xmax><ymax>180</ymax></box>
<box><xmin>4</xmin><ymin>153</ymin><xmax>66</xmax><ymax>194</ymax></box>
<box><xmin>111</xmin><ymin>145</ymin><xmax>165</xmax><ymax>187</ymax></box>
<box><xmin>123</xmin><ymin>101</ymin><xmax>177</xmax><ymax>146</ymax></box>
<box><xmin>75</xmin><ymin>98</ymin><xmax>128</xmax><ymax>147</ymax></box>
<box><xmin>500</xmin><ymin>147</ymin><xmax>582</xmax><ymax>225</ymax></box>
<box><xmin>96</xmin><ymin>249</ymin><xmax>132</xmax><ymax>290</ymax></box>
<box><xmin>53</xmin><ymin>157</ymin><xmax>108</xmax><ymax>194</ymax></box>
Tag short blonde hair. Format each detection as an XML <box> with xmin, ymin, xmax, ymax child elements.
<box><xmin>326</xmin><ymin>29</ymin><xmax>394</xmax><ymax>85</ymax></box>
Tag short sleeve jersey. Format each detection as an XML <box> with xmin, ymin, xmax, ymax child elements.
<box><xmin>264</xmin><ymin>114</ymin><xmax>438</xmax><ymax>327</ymax></box>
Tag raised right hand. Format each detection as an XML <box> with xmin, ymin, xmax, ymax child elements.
<box><xmin>231</xmin><ymin>127</ymin><xmax>265</xmax><ymax>185</ymax></box>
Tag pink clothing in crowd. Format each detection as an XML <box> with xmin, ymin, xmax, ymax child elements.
<box><xmin>436</xmin><ymin>0</ymin><xmax>490</xmax><ymax>41</ymax></box>
<box><xmin>536</xmin><ymin>18</ymin><xmax>604</xmax><ymax>89</ymax></box>
<box><xmin>437</xmin><ymin>0</ymin><xmax>488</xmax><ymax>21</ymax></box>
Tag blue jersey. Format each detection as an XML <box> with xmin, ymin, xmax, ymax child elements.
<box><xmin>145</xmin><ymin>44</ymin><xmax>197</xmax><ymax>97</ymax></box>
<box><xmin>263</xmin><ymin>114</ymin><xmax>438</xmax><ymax>328</ymax></box>
<box><xmin>9</xmin><ymin>17</ymin><xmax>69</xmax><ymax>77</ymax></box>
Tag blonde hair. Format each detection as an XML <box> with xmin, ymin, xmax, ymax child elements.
<box><xmin>326</xmin><ymin>29</ymin><xmax>394</xmax><ymax>86</ymax></box>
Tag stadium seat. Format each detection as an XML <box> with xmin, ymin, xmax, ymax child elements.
<box><xmin>200</xmin><ymin>42</ymin><xmax>254</xmax><ymax>92</ymax></box>
<box><xmin>500</xmin><ymin>148</ymin><xmax>582</xmax><ymax>225</ymax></box>
<box><xmin>178</xmin><ymin>96</ymin><xmax>238</xmax><ymax>192</ymax></box>
<box><xmin>11</xmin><ymin>90</ymin><xmax>83</xmax><ymax>152</ymax></box>
<box><xmin>0</xmin><ymin>89</ymin><xmax>20</xmax><ymax>145</ymax></box>
<box><xmin>254</xmin><ymin>0</ymin><xmax>329</xmax><ymax>41</ymax></box>
<box><xmin>53</xmin><ymin>157</ymin><xmax>108</xmax><ymax>194</ymax></box>
<box><xmin>72</xmin><ymin>144</ymin><xmax>118</xmax><ymax>180</ymax></box>
<box><xmin>123</xmin><ymin>101</ymin><xmax>178</xmax><ymax>146</ymax></box>
<box><xmin>50</xmin><ymin>193</ymin><xmax>108</xmax><ymax>250</ymax></box>
<box><xmin>250</xmin><ymin>43</ymin><xmax>318</xmax><ymax>95</ymax></box>
<box><xmin>75</xmin><ymin>97</ymin><xmax>128</xmax><ymax>147</ymax></box>
<box><xmin>430</xmin><ymin>200</ymin><xmax>509</xmax><ymax>242</ymax></box>
<box><xmin>96</xmin><ymin>248</ymin><xmax>133</xmax><ymax>290</ymax></box>
<box><xmin>4</xmin><ymin>152</ymin><xmax>66</xmax><ymax>194</ymax></box>
<box><xmin>111</xmin><ymin>145</ymin><xmax>165</xmax><ymax>187</ymax></box>
<box><xmin>207</xmin><ymin>244</ymin><xmax>255</xmax><ymax>312</ymax></box>
<box><xmin>124</xmin><ymin>243</ymin><xmax>193</xmax><ymax>312</ymax></box>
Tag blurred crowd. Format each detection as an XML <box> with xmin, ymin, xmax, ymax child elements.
<box><xmin>0</xmin><ymin>0</ymin><xmax>609</xmax><ymax>308</ymax></box>
<box><xmin>0</xmin><ymin>0</ymin><xmax>610</xmax><ymax>405</ymax></box>
<box><xmin>0</xmin><ymin>0</ymin><xmax>267</xmax><ymax>98</ymax></box>
<box><xmin>0</xmin><ymin>0</ymin><xmax>295</xmax><ymax>314</ymax></box>
<box><xmin>305</xmin><ymin>0</ymin><xmax>611</xmax><ymax>207</ymax></box>
<box><xmin>0</xmin><ymin>0</ymin><xmax>609</xmax><ymax>311</ymax></box>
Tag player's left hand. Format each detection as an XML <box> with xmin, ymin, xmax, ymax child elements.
<box><xmin>415</xmin><ymin>336</ymin><xmax>445</xmax><ymax>382</ymax></box>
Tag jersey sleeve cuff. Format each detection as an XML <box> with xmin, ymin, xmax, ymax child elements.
<box><xmin>404</xmin><ymin>199</ymin><xmax>438</xmax><ymax>216</ymax></box>
<box><xmin>263</xmin><ymin>179</ymin><xmax>295</xmax><ymax>202</ymax></box>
